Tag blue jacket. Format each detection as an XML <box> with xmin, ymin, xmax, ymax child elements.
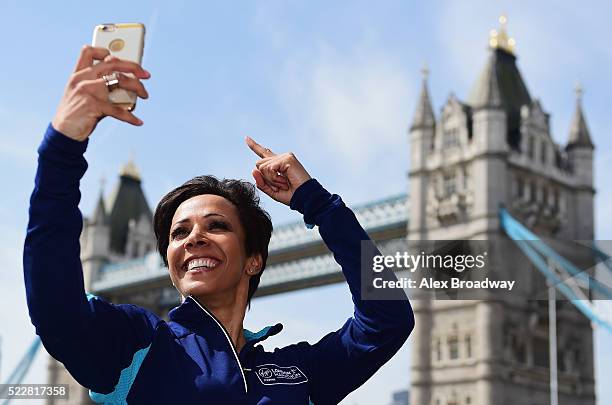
<box><xmin>24</xmin><ymin>124</ymin><xmax>414</xmax><ymax>404</ymax></box>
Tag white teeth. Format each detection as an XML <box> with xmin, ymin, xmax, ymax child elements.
<box><xmin>187</xmin><ymin>257</ymin><xmax>220</xmax><ymax>271</ymax></box>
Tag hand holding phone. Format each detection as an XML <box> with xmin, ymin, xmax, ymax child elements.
<box><xmin>92</xmin><ymin>23</ymin><xmax>146</xmax><ymax>111</ymax></box>
<box><xmin>51</xmin><ymin>43</ymin><xmax>150</xmax><ymax>142</ymax></box>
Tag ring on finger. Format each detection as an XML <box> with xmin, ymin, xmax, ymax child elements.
<box><xmin>265</xmin><ymin>148</ymin><xmax>272</xmax><ymax>154</ymax></box>
<box><xmin>102</xmin><ymin>72</ymin><xmax>120</xmax><ymax>92</ymax></box>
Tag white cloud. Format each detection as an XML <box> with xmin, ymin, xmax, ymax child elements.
<box><xmin>278</xmin><ymin>40</ymin><xmax>414</xmax><ymax>171</ymax></box>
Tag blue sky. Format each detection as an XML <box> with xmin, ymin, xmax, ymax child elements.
<box><xmin>1</xmin><ymin>1</ymin><xmax>611</xmax><ymax>404</ymax></box>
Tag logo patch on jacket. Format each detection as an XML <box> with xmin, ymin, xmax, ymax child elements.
<box><xmin>254</xmin><ymin>363</ymin><xmax>308</xmax><ymax>385</ymax></box>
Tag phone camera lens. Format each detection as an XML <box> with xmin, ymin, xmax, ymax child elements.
<box><xmin>101</xmin><ymin>24</ymin><xmax>116</xmax><ymax>32</ymax></box>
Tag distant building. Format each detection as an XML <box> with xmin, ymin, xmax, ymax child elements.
<box><xmin>391</xmin><ymin>389</ymin><xmax>410</xmax><ymax>405</ymax></box>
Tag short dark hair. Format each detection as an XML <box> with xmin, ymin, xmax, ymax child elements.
<box><xmin>153</xmin><ymin>175</ymin><xmax>273</xmax><ymax>306</ymax></box>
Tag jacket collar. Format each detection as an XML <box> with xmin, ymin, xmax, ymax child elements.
<box><xmin>168</xmin><ymin>295</ymin><xmax>283</xmax><ymax>344</ymax></box>
<box><xmin>244</xmin><ymin>323</ymin><xmax>283</xmax><ymax>344</ymax></box>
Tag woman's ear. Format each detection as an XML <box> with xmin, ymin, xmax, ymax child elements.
<box><xmin>246</xmin><ymin>254</ymin><xmax>263</xmax><ymax>276</ymax></box>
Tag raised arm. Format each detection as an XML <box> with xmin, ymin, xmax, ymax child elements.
<box><xmin>245</xmin><ymin>138</ymin><xmax>414</xmax><ymax>404</ymax></box>
<box><xmin>23</xmin><ymin>46</ymin><xmax>157</xmax><ymax>395</ymax></box>
<box><xmin>291</xmin><ymin>179</ymin><xmax>414</xmax><ymax>404</ymax></box>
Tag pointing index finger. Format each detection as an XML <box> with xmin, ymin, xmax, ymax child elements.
<box><xmin>245</xmin><ymin>136</ymin><xmax>274</xmax><ymax>158</ymax></box>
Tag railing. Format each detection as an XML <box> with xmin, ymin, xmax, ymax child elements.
<box><xmin>268</xmin><ymin>194</ymin><xmax>408</xmax><ymax>251</ymax></box>
<box><xmin>92</xmin><ymin>252</ymin><xmax>167</xmax><ymax>292</ymax></box>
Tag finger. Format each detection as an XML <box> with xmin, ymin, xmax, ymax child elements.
<box><xmin>266</xmin><ymin>159</ymin><xmax>289</xmax><ymax>174</ymax></box>
<box><xmin>259</xmin><ymin>165</ymin><xmax>289</xmax><ymax>190</ymax></box>
<box><xmin>261</xmin><ymin>170</ymin><xmax>289</xmax><ymax>189</ymax></box>
<box><xmin>263</xmin><ymin>164</ymin><xmax>290</xmax><ymax>187</ymax></box>
<box><xmin>255</xmin><ymin>155</ymin><xmax>289</xmax><ymax>186</ymax></box>
<box><xmin>78</xmin><ymin>76</ymin><xmax>148</xmax><ymax>102</ymax></box>
<box><xmin>99</xmin><ymin>102</ymin><xmax>143</xmax><ymax>126</ymax></box>
<box><xmin>74</xmin><ymin>45</ymin><xmax>111</xmax><ymax>72</ymax></box>
<box><xmin>255</xmin><ymin>156</ymin><xmax>275</xmax><ymax>169</ymax></box>
<box><xmin>92</xmin><ymin>58</ymin><xmax>151</xmax><ymax>79</ymax></box>
<box><xmin>274</xmin><ymin>174</ymin><xmax>290</xmax><ymax>190</ymax></box>
<box><xmin>245</xmin><ymin>136</ymin><xmax>275</xmax><ymax>158</ymax></box>
<box><xmin>259</xmin><ymin>161</ymin><xmax>286</xmax><ymax>182</ymax></box>
<box><xmin>252</xmin><ymin>169</ymin><xmax>279</xmax><ymax>194</ymax></box>
<box><xmin>255</xmin><ymin>157</ymin><xmax>291</xmax><ymax>186</ymax></box>
<box><xmin>112</xmin><ymin>73</ymin><xmax>149</xmax><ymax>99</ymax></box>
<box><xmin>260</xmin><ymin>159</ymin><xmax>291</xmax><ymax>182</ymax></box>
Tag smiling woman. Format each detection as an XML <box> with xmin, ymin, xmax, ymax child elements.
<box><xmin>154</xmin><ymin>176</ymin><xmax>275</xmax><ymax>355</ymax></box>
<box><xmin>23</xmin><ymin>45</ymin><xmax>414</xmax><ymax>404</ymax></box>
<box><xmin>154</xmin><ymin>176</ymin><xmax>273</xmax><ymax>312</ymax></box>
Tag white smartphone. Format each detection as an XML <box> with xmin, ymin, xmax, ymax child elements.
<box><xmin>92</xmin><ymin>23</ymin><xmax>145</xmax><ymax>111</ymax></box>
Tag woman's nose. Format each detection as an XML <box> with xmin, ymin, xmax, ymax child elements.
<box><xmin>184</xmin><ymin>231</ymin><xmax>209</xmax><ymax>249</ymax></box>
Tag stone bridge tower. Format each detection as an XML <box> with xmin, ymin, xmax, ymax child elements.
<box><xmin>408</xmin><ymin>17</ymin><xmax>596</xmax><ymax>405</ymax></box>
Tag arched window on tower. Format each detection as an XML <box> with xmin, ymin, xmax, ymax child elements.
<box><xmin>443</xmin><ymin>171</ymin><xmax>457</xmax><ymax>197</ymax></box>
<box><xmin>516</xmin><ymin>177</ymin><xmax>524</xmax><ymax>199</ymax></box>
<box><xmin>533</xmin><ymin>335</ymin><xmax>550</xmax><ymax>368</ymax></box>
<box><xmin>462</xmin><ymin>165</ymin><xmax>470</xmax><ymax>191</ymax></box>
<box><xmin>443</xmin><ymin>127</ymin><xmax>460</xmax><ymax>149</ymax></box>
<box><xmin>553</xmin><ymin>188</ymin><xmax>560</xmax><ymax>212</ymax></box>
<box><xmin>528</xmin><ymin>136</ymin><xmax>535</xmax><ymax>160</ymax></box>
<box><xmin>448</xmin><ymin>335</ymin><xmax>459</xmax><ymax>360</ymax></box>
<box><xmin>435</xmin><ymin>338</ymin><xmax>442</xmax><ymax>361</ymax></box>
<box><xmin>510</xmin><ymin>333</ymin><xmax>527</xmax><ymax>364</ymax></box>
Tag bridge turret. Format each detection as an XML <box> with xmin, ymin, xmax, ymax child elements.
<box><xmin>408</xmin><ymin>65</ymin><xmax>435</xmax><ymax>240</ymax></box>
<box><xmin>566</xmin><ymin>85</ymin><xmax>595</xmax><ymax>239</ymax></box>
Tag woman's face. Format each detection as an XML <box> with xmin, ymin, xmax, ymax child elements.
<box><xmin>167</xmin><ymin>194</ymin><xmax>256</xmax><ymax>300</ymax></box>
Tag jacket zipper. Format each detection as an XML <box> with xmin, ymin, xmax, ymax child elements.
<box><xmin>189</xmin><ymin>296</ymin><xmax>249</xmax><ymax>394</ymax></box>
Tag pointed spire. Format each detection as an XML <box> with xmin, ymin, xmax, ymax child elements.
<box><xmin>92</xmin><ymin>187</ymin><xmax>108</xmax><ymax>225</ymax></box>
<box><xmin>119</xmin><ymin>152</ymin><xmax>142</xmax><ymax>181</ymax></box>
<box><xmin>410</xmin><ymin>63</ymin><xmax>435</xmax><ymax>130</ymax></box>
<box><xmin>107</xmin><ymin>159</ymin><xmax>153</xmax><ymax>254</ymax></box>
<box><xmin>567</xmin><ymin>83</ymin><xmax>594</xmax><ymax>150</ymax></box>
<box><xmin>468</xmin><ymin>16</ymin><xmax>531</xmax><ymax>148</ymax></box>
<box><xmin>469</xmin><ymin>51</ymin><xmax>503</xmax><ymax>108</ymax></box>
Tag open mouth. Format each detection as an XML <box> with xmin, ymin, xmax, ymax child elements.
<box><xmin>184</xmin><ymin>257</ymin><xmax>221</xmax><ymax>273</ymax></box>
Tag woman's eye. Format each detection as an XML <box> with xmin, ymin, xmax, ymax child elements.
<box><xmin>209</xmin><ymin>220</ymin><xmax>230</xmax><ymax>231</ymax></box>
<box><xmin>170</xmin><ymin>228</ymin><xmax>188</xmax><ymax>239</ymax></box>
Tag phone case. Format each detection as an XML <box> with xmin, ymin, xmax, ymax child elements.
<box><xmin>92</xmin><ymin>23</ymin><xmax>145</xmax><ymax>110</ymax></box>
